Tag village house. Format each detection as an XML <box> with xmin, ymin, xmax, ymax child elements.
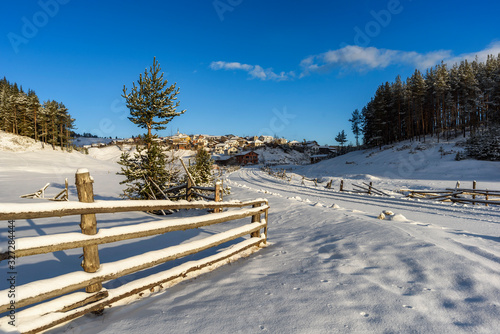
<box><xmin>168</xmin><ymin>131</ymin><xmax>191</xmax><ymax>150</ymax></box>
<box><xmin>274</xmin><ymin>138</ymin><xmax>288</xmax><ymax>145</ymax></box>
<box><xmin>225</xmin><ymin>146</ymin><xmax>239</xmax><ymax>155</ymax></box>
<box><xmin>235</xmin><ymin>151</ymin><xmax>259</xmax><ymax>165</ymax></box>
<box><xmin>214</xmin><ymin>143</ymin><xmax>228</xmax><ymax>154</ymax></box>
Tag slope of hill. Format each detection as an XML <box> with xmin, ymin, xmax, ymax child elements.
<box><xmin>293</xmin><ymin>137</ymin><xmax>500</xmax><ymax>191</ymax></box>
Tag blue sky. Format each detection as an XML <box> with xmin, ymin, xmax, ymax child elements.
<box><xmin>1</xmin><ymin>0</ymin><xmax>499</xmax><ymax>145</ymax></box>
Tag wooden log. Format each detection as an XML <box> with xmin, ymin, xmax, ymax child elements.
<box><xmin>75</xmin><ymin>169</ymin><xmax>102</xmax><ymax>293</ymax></box>
<box><xmin>0</xmin><ymin>198</ymin><xmax>269</xmax><ymax>221</ymax></box>
<box><xmin>427</xmin><ymin>192</ymin><xmax>463</xmax><ymax>200</ymax></box>
<box><xmin>264</xmin><ymin>207</ymin><xmax>268</xmax><ymax>243</ymax></box>
<box><xmin>444</xmin><ymin>188</ymin><xmax>500</xmax><ymax>194</ymax></box>
<box><xmin>362</xmin><ymin>182</ymin><xmax>390</xmax><ymax>196</ymax></box>
<box><xmin>407</xmin><ymin>190</ymin><xmax>456</xmax><ymax>194</ymax></box>
<box><xmin>251</xmin><ymin>203</ymin><xmax>261</xmax><ymax>238</ymax></box>
<box><xmin>20</xmin><ymin>183</ymin><xmax>50</xmax><ymax>199</ymax></box>
<box><xmin>352</xmin><ymin>184</ymin><xmax>369</xmax><ymax>193</ymax></box>
<box><xmin>164</xmin><ymin>183</ymin><xmax>188</xmax><ymax>193</ymax></box>
<box><xmin>192</xmin><ymin>192</ymin><xmax>215</xmax><ymax>201</ymax></box>
<box><xmin>473</xmin><ymin>180</ymin><xmax>477</xmax><ymax>204</ymax></box>
<box><xmin>214</xmin><ymin>181</ymin><xmax>222</xmax><ymax>213</ymax></box>
<box><xmin>59</xmin><ymin>290</ymin><xmax>109</xmax><ymax>313</ymax></box>
<box><xmin>449</xmin><ymin>197</ymin><xmax>500</xmax><ymax>205</ymax></box>
<box><xmin>192</xmin><ymin>185</ymin><xmax>216</xmax><ymax>191</ymax></box>
<box><xmin>0</xmin><ymin>205</ymin><xmax>270</xmax><ymax>261</ymax></box>
<box><xmin>186</xmin><ymin>177</ymin><xmax>193</xmax><ymax>201</ymax></box>
<box><xmin>180</xmin><ymin>159</ymin><xmax>196</xmax><ymax>187</ymax></box>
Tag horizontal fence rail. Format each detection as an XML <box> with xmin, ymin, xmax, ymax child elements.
<box><xmin>0</xmin><ymin>169</ymin><xmax>269</xmax><ymax>334</ymax></box>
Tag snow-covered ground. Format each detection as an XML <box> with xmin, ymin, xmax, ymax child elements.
<box><xmin>1</xmin><ymin>132</ymin><xmax>500</xmax><ymax>333</ymax></box>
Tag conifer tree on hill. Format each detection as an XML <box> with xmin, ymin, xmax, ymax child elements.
<box><xmin>118</xmin><ymin>57</ymin><xmax>185</xmax><ymax>200</ymax></box>
<box><xmin>122</xmin><ymin>56</ymin><xmax>185</xmax><ymax>145</ymax></box>
<box><xmin>188</xmin><ymin>148</ymin><xmax>214</xmax><ymax>186</ymax></box>
<box><xmin>335</xmin><ymin>130</ymin><xmax>347</xmax><ymax>147</ymax></box>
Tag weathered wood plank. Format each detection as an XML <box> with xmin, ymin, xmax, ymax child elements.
<box><xmin>0</xmin><ymin>221</ymin><xmax>267</xmax><ymax>311</ymax></box>
<box><xmin>0</xmin><ymin>199</ymin><xmax>268</xmax><ymax>220</ymax></box>
<box><xmin>75</xmin><ymin>169</ymin><xmax>102</xmax><ymax>293</ymax></box>
<box><xmin>0</xmin><ymin>205</ymin><xmax>269</xmax><ymax>261</ymax></box>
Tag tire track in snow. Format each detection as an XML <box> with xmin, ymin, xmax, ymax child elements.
<box><xmin>230</xmin><ymin>168</ymin><xmax>500</xmax><ymax>226</ymax></box>
<box><xmin>227</xmin><ymin>167</ymin><xmax>500</xmax><ymax>271</ymax></box>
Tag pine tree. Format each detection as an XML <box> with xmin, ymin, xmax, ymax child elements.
<box><xmin>335</xmin><ymin>130</ymin><xmax>347</xmax><ymax>151</ymax></box>
<box><xmin>349</xmin><ymin>109</ymin><xmax>362</xmax><ymax>147</ymax></box>
<box><xmin>188</xmin><ymin>149</ymin><xmax>214</xmax><ymax>186</ymax></box>
<box><xmin>118</xmin><ymin>135</ymin><xmax>181</xmax><ymax>199</ymax></box>
<box><xmin>122</xmin><ymin>57</ymin><xmax>185</xmax><ymax>144</ymax></box>
<box><xmin>118</xmin><ymin>57</ymin><xmax>186</xmax><ymax>200</ymax></box>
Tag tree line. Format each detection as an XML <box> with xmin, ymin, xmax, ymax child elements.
<box><xmin>0</xmin><ymin>77</ymin><xmax>75</xmax><ymax>149</ymax></box>
<box><xmin>353</xmin><ymin>54</ymin><xmax>500</xmax><ymax>148</ymax></box>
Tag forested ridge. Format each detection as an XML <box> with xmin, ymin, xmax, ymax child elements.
<box><xmin>359</xmin><ymin>54</ymin><xmax>500</xmax><ymax>150</ymax></box>
<box><xmin>0</xmin><ymin>77</ymin><xmax>75</xmax><ymax>149</ymax></box>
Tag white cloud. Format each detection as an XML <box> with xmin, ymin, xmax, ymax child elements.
<box><xmin>445</xmin><ymin>41</ymin><xmax>500</xmax><ymax>65</ymax></box>
<box><xmin>209</xmin><ymin>61</ymin><xmax>294</xmax><ymax>81</ymax></box>
<box><xmin>300</xmin><ymin>45</ymin><xmax>452</xmax><ymax>75</ymax></box>
<box><xmin>210</xmin><ymin>42</ymin><xmax>500</xmax><ymax>81</ymax></box>
<box><xmin>300</xmin><ymin>42</ymin><xmax>500</xmax><ymax>76</ymax></box>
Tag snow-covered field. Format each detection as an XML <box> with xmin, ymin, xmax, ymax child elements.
<box><xmin>1</xmin><ymin>131</ymin><xmax>500</xmax><ymax>333</ymax></box>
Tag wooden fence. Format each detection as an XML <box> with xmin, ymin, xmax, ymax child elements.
<box><xmin>0</xmin><ymin>169</ymin><xmax>269</xmax><ymax>334</ymax></box>
<box><xmin>403</xmin><ymin>181</ymin><xmax>500</xmax><ymax>206</ymax></box>
<box><xmin>261</xmin><ymin>167</ymin><xmax>392</xmax><ymax>196</ymax></box>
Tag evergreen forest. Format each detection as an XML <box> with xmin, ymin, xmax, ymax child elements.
<box><xmin>359</xmin><ymin>54</ymin><xmax>500</xmax><ymax>151</ymax></box>
<box><xmin>0</xmin><ymin>77</ymin><xmax>75</xmax><ymax>149</ymax></box>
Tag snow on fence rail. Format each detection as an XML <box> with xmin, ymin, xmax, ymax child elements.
<box><xmin>0</xmin><ymin>169</ymin><xmax>269</xmax><ymax>334</ymax></box>
<box><xmin>402</xmin><ymin>181</ymin><xmax>500</xmax><ymax>206</ymax></box>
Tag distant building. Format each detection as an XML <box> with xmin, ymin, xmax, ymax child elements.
<box><xmin>226</xmin><ymin>146</ymin><xmax>239</xmax><ymax>155</ymax></box>
<box><xmin>235</xmin><ymin>151</ymin><xmax>259</xmax><ymax>165</ymax></box>
<box><xmin>168</xmin><ymin>130</ymin><xmax>191</xmax><ymax>150</ymax></box>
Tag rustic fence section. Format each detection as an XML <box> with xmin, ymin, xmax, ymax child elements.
<box><xmin>403</xmin><ymin>181</ymin><xmax>500</xmax><ymax>206</ymax></box>
<box><xmin>0</xmin><ymin>170</ymin><xmax>269</xmax><ymax>334</ymax></box>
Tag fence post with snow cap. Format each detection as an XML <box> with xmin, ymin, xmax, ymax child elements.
<box><xmin>75</xmin><ymin>168</ymin><xmax>102</xmax><ymax>293</ymax></box>
<box><xmin>251</xmin><ymin>203</ymin><xmax>262</xmax><ymax>238</ymax></box>
<box><xmin>214</xmin><ymin>180</ymin><xmax>222</xmax><ymax>213</ymax></box>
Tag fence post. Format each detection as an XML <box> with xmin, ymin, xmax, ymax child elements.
<box><xmin>486</xmin><ymin>190</ymin><xmax>489</xmax><ymax>207</ymax></box>
<box><xmin>473</xmin><ymin>180</ymin><xmax>476</xmax><ymax>204</ymax></box>
<box><xmin>368</xmin><ymin>182</ymin><xmax>373</xmax><ymax>195</ymax></box>
<box><xmin>214</xmin><ymin>181</ymin><xmax>222</xmax><ymax>213</ymax></box>
<box><xmin>251</xmin><ymin>203</ymin><xmax>261</xmax><ymax>238</ymax></box>
<box><xmin>264</xmin><ymin>206</ymin><xmax>268</xmax><ymax>243</ymax></box>
<box><xmin>75</xmin><ymin>169</ymin><xmax>102</xmax><ymax>293</ymax></box>
<box><xmin>340</xmin><ymin>179</ymin><xmax>344</xmax><ymax>192</ymax></box>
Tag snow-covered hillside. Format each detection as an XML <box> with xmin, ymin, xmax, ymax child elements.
<box><xmin>1</xmin><ymin>131</ymin><xmax>500</xmax><ymax>333</ymax></box>
<box><xmin>294</xmin><ymin>137</ymin><xmax>500</xmax><ymax>191</ymax></box>
<box><xmin>254</xmin><ymin>146</ymin><xmax>310</xmax><ymax>165</ymax></box>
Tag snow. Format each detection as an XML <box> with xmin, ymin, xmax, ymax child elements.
<box><xmin>1</xmin><ymin>132</ymin><xmax>500</xmax><ymax>333</ymax></box>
